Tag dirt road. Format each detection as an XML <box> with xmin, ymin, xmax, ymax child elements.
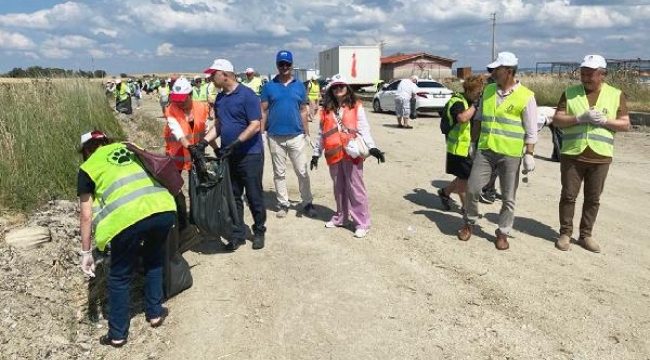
<box><xmin>105</xmin><ymin>96</ymin><xmax>650</xmax><ymax>360</ymax></box>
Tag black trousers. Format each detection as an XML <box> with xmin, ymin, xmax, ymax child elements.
<box><xmin>229</xmin><ymin>153</ymin><xmax>267</xmax><ymax>239</ymax></box>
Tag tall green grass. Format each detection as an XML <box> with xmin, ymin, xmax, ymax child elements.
<box><xmin>0</xmin><ymin>79</ymin><xmax>125</xmax><ymax>211</ymax></box>
<box><xmin>446</xmin><ymin>72</ymin><xmax>650</xmax><ymax>111</ymax></box>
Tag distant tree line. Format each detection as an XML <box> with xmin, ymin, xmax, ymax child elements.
<box><xmin>2</xmin><ymin>66</ymin><xmax>107</xmax><ymax>79</ymax></box>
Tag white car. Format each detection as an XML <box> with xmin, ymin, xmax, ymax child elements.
<box><xmin>372</xmin><ymin>80</ymin><xmax>453</xmax><ymax>116</ymax></box>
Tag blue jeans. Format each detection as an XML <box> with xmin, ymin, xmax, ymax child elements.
<box><xmin>107</xmin><ymin>211</ymin><xmax>174</xmax><ymax>340</ymax></box>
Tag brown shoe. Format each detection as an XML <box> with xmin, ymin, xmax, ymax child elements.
<box><xmin>555</xmin><ymin>234</ymin><xmax>571</xmax><ymax>251</ymax></box>
<box><xmin>494</xmin><ymin>229</ymin><xmax>509</xmax><ymax>250</ymax></box>
<box><xmin>578</xmin><ymin>236</ymin><xmax>601</xmax><ymax>253</ymax></box>
<box><xmin>457</xmin><ymin>224</ymin><xmax>473</xmax><ymax>241</ymax></box>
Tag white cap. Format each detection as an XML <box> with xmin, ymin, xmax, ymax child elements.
<box><xmin>194</xmin><ymin>75</ymin><xmax>201</xmax><ymax>80</ymax></box>
<box><xmin>329</xmin><ymin>73</ymin><xmax>349</xmax><ymax>85</ymax></box>
<box><xmin>580</xmin><ymin>54</ymin><xmax>607</xmax><ymax>69</ymax></box>
<box><xmin>487</xmin><ymin>51</ymin><xmax>519</xmax><ymax>69</ymax></box>
<box><xmin>204</xmin><ymin>59</ymin><xmax>234</xmax><ymax>74</ymax></box>
<box><xmin>115</xmin><ymin>78</ymin><xmax>122</xmax><ymax>84</ymax></box>
<box><xmin>170</xmin><ymin>77</ymin><xmax>193</xmax><ymax>101</ymax></box>
<box><xmin>410</xmin><ymin>75</ymin><xmax>419</xmax><ymax>82</ymax></box>
<box><xmin>245</xmin><ymin>67</ymin><xmax>255</xmax><ymax>73</ymax></box>
<box><xmin>80</xmin><ymin>131</ymin><xmax>106</xmax><ymax>146</ymax></box>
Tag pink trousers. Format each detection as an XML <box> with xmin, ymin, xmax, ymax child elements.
<box><xmin>328</xmin><ymin>160</ymin><xmax>370</xmax><ymax>230</ymax></box>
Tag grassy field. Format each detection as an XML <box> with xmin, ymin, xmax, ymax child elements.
<box><xmin>0</xmin><ymin>78</ymin><xmax>125</xmax><ymax>211</ymax></box>
<box><xmin>444</xmin><ymin>72</ymin><xmax>650</xmax><ymax>112</ymax></box>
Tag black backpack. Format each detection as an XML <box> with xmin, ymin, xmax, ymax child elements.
<box><xmin>440</xmin><ymin>94</ymin><xmax>463</xmax><ymax>135</ymax></box>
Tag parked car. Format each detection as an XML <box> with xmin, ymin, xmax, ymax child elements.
<box><xmin>372</xmin><ymin>79</ymin><xmax>453</xmax><ymax>116</ymax></box>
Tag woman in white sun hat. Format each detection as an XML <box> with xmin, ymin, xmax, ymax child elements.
<box><xmin>310</xmin><ymin>74</ymin><xmax>385</xmax><ymax>238</ymax></box>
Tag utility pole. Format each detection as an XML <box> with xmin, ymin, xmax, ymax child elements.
<box><xmin>491</xmin><ymin>12</ymin><xmax>497</xmax><ymax>61</ymax></box>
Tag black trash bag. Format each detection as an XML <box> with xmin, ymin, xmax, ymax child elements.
<box><xmin>116</xmin><ymin>95</ymin><xmax>132</xmax><ymax>115</ymax></box>
<box><xmin>189</xmin><ymin>156</ymin><xmax>239</xmax><ymax>239</ymax></box>
<box><xmin>163</xmin><ymin>220</ymin><xmax>193</xmax><ymax>299</ymax></box>
<box><xmin>409</xmin><ymin>96</ymin><xmax>418</xmax><ymax>119</ymax></box>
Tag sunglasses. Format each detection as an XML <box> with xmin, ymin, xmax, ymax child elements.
<box><xmin>276</xmin><ymin>62</ymin><xmax>292</xmax><ymax>68</ymax></box>
<box><xmin>331</xmin><ymin>84</ymin><xmax>346</xmax><ymax>90</ymax></box>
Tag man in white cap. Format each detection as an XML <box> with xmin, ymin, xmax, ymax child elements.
<box><xmin>458</xmin><ymin>51</ymin><xmax>538</xmax><ymax>250</ymax></box>
<box><xmin>551</xmin><ymin>55</ymin><xmax>630</xmax><ymax>253</ymax></box>
<box><xmin>395</xmin><ymin>75</ymin><xmax>419</xmax><ymax>128</ymax></box>
<box><xmin>191</xmin><ymin>59</ymin><xmax>267</xmax><ymax>251</ymax></box>
<box><xmin>242</xmin><ymin>67</ymin><xmax>262</xmax><ymax>96</ymax></box>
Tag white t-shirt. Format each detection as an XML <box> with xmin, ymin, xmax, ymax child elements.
<box><xmin>396</xmin><ymin>79</ymin><xmax>418</xmax><ymax>100</ymax></box>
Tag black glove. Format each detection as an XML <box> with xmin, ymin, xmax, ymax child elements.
<box><xmin>369</xmin><ymin>148</ymin><xmax>385</xmax><ymax>163</ymax></box>
<box><xmin>222</xmin><ymin>139</ymin><xmax>242</xmax><ymax>158</ymax></box>
<box><xmin>212</xmin><ymin>146</ymin><xmax>222</xmax><ymax>159</ymax></box>
<box><xmin>310</xmin><ymin>156</ymin><xmax>319</xmax><ymax>170</ymax></box>
<box><xmin>188</xmin><ymin>139</ymin><xmax>208</xmax><ymax>160</ymax></box>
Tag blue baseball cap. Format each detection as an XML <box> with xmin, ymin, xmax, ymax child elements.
<box><xmin>276</xmin><ymin>50</ymin><xmax>293</xmax><ymax>64</ymax></box>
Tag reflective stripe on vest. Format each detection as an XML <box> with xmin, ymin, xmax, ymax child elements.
<box><xmin>561</xmin><ymin>83</ymin><xmax>619</xmax><ymax>157</ymax></box>
<box><xmin>444</xmin><ymin>94</ymin><xmax>471</xmax><ymax>156</ymax></box>
<box><xmin>319</xmin><ymin>102</ymin><xmax>363</xmax><ymax>166</ymax></box>
<box><xmin>79</xmin><ymin>143</ymin><xmax>176</xmax><ymax>251</ymax></box>
<box><xmin>478</xmin><ymin>83</ymin><xmax>534</xmax><ymax>158</ymax></box>
<box><xmin>163</xmin><ymin>101</ymin><xmax>208</xmax><ymax>171</ymax></box>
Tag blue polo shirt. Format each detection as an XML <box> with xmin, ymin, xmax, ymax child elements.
<box><xmin>215</xmin><ymin>84</ymin><xmax>263</xmax><ymax>155</ymax></box>
<box><xmin>260</xmin><ymin>76</ymin><xmax>307</xmax><ymax>136</ymax></box>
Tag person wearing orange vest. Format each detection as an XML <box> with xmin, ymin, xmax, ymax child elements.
<box><xmin>163</xmin><ymin>77</ymin><xmax>208</xmax><ymax>233</ymax></box>
<box><xmin>551</xmin><ymin>55</ymin><xmax>630</xmax><ymax>253</ymax></box>
<box><xmin>310</xmin><ymin>74</ymin><xmax>385</xmax><ymax>238</ymax></box>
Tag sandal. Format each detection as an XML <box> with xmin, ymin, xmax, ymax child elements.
<box><xmin>403</xmin><ymin>125</ymin><xmax>413</xmax><ymax>129</ymax></box>
<box><xmin>99</xmin><ymin>335</ymin><xmax>127</xmax><ymax>348</ymax></box>
<box><xmin>148</xmin><ymin>307</ymin><xmax>169</xmax><ymax>328</ymax></box>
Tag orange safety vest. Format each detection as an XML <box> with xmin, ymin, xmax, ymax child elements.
<box><xmin>163</xmin><ymin>101</ymin><xmax>208</xmax><ymax>170</ymax></box>
<box><xmin>319</xmin><ymin>102</ymin><xmax>363</xmax><ymax>166</ymax></box>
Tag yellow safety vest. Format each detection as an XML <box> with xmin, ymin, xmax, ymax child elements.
<box><xmin>192</xmin><ymin>83</ymin><xmax>209</xmax><ymax>102</ymax></box>
<box><xmin>207</xmin><ymin>83</ymin><xmax>218</xmax><ymax>103</ymax></box>
<box><xmin>159</xmin><ymin>85</ymin><xmax>170</xmax><ymax>97</ymax></box>
<box><xmin>243</xmin><ymin>77</ymin><xmax>262</xmax><ymax>96</ymax></box>
<box><xmin>79</xmin><ymin>143</ymin><xmax>176</xmax><ymax>250</ymax></box>
<box><xmin>117</xmin><ymin>84</ymin><xmax>130</xmax><ymax>102</ymax></box>
<box><xmin>562</xmin><ymin>83</ymin><xmax>619</xmax><ymax>157</ymax></box>
<box><xmin>478</xmin><ymin>83</ymin><xmax>534</xmax><ymax>158</ymax></box>
<box><xmin>308</xmin><ymin>81</ymin><xmax>320</xmax><ymax>100</ymax></box>
<box><xmin>445</xmin><ymin>94</ymin><xmax>471</xmax><ymax>156</ymax></box>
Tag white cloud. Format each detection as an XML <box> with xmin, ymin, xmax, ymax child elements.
<box><xmin>551</xmin><ymin>37</ymin><xmax>584</xmax><ymax>44</ymax></box>
<box><xmin>40</xmin><ymin>47</ymin><xmax>73</xmax><ymax>59</ymax></box>
<box><xmin>88</xmin><ymin>49</ymin><xmax>107</xmax><ymax>59</ymax></box>
<box><xmin>0</xmin><ymin>2</ymin><xmax>94</xmax><ymax>30</ymax></box>
<box><xmin>0</xmin><ymin>31</ymin><xmax>35</xmax><ymax>50</ymax></box>
<box><xmin>157</xmin><ymin>43</ymin><xmax>174</xmax><ymax>56</ymax></box>
<box><xmin>43</xmin><ymin>35</ymin><xmax>95</xmax><ymax>49</ymax></box>
<box><xmin>92</xmin><ymin>28</ymin><xmax>118</xmax><ymax>38</ymax></box>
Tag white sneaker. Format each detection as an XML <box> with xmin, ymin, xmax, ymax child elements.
<box><xmin>354</xmin><ymin>228</ymin><xmax>369</xmax><ymax>238</ymax></box>
<box><xmin>325</xmin><ymin>221</ymin><xmax>338</xmax><ymax>228</ymax></box>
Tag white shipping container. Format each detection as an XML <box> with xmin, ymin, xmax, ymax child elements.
<box><xmin>319</xmin><ymin>45</ymin><xmax>381</xmax><ymax>86</ymax></box>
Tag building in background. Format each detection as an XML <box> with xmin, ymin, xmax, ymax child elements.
<box><xmin>380</xmin><ymin>52</ymin><xmax>456</xmax><ymax>81</ymax></box>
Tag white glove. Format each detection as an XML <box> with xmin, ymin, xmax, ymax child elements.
<box><xmin>576</xmin><ymin>109</ymin><xmax>603</xmax><ymax>124</ymax></box>
<box><xmin>523</xmin><ymin>153</ymin><xmax>535</xmax><ymax>172</ymax></box>
<box><xmin>590</xmin><ymin>111</ymin><xmax>608</xmax><ymax>126</ymax></box>
<box><xmin>80</xmin><ymin>251</ymin><xmax>96</xmax><ymax>277</ymax></box>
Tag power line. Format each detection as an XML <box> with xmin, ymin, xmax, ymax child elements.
<box><xmin>491</xmin><ymin>12</ymin><xmax>497</xmax><ymax>61</ymax></box>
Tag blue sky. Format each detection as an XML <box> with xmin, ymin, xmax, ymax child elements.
<box><xmin>0</xmin><ymin>0</ymin><xmax>648</xmax><ymax>76</ymax></box>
